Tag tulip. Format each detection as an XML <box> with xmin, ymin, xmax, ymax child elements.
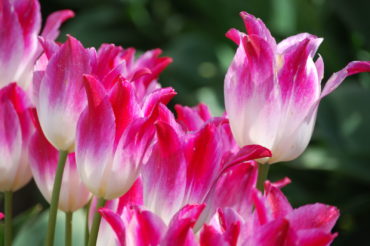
<box><xmin>224</xmin><ymin>11</ymin><xmax>370</xmax><ymax>164</ymax></box>
<box><xmin>29</xmin><ymin>112</ymin><xmax>91</xmax><ymax>246</ymax></box>
<box><xmin>33</xmin><ymin>36</ymin><xmax>92</xmax><ymax>152</ymax></box>
<box><xmin>0</xmin><ymin>212</ymin><xmax>3</xmax><ymax>220</ymax></box>
<box><xmin>76</xmin><ymin>74</ymin><xmax>175</xmax><ymax>246</ymax></box>
<box><xmin>0</xmin><ymin>83</ymin><xmax>34</xmax><ymax>246</ymax></box>
<box><xmin>200</xmin><ymin>181</ymin><xmax>339</xmax><ymax>246</ymax></box>
<box><xmin>0</xmin><ymin>83</ymin><xmax>34</xmax><ymax>192</ymax></box>
<box><xmin>141</xmin><ymin>104</ymin><xmax>271</xmax><ymax>226</ymax></box>
<box><xmin>33</xmin><ymin>35</ymin><xmax>93</xmax><ymax>246</ymax></box>
<box><xmin>76</xmin><ymin>75</ymin><xmax>175</xmax><ymax>200</ymax></box>
<box><xmin>29</xmin><ymin>112</ymin><xmax>91</xmax><ymax>212</ymax></box>
<box><xmin>98</xmin><ymin>203</ymin><xmax>205</xmax><ymax>246</ymax></box>
<box><xmin>0</xmin><ymin>0</ymin><xmax>74</xmax><ymax>89</ymax></box>
<box><xmin>96</xmin><ymin>152</ymin><xmax>339</xmax><ymax>245</ymax></box>
<box><xmin>91</xmin><ymin>44</ymin><xmax>172</xmax><ymax>99</ymax></box>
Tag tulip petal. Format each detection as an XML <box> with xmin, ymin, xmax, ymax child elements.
<box><xmin>225</xmin><ymin>144</ymin><xmax>272</xmax><ymax>167</ymax></box>
<box><xmin>162</xmin><ymin>204</ymin><xmax>205</xmax><ymax>246</ymax></box>
<box><xmin>256</xmin><ymin>219</ymin><xmax>292</xmax><ymax>246</ymax></box>
<box><xmin>175</xmin><ymin>103</ymin><xmax>212</xmax><ymax>132</ymax></box>
<box><xmin>321</xmin><ymin>61</ymin><xmax>370</xmax><ymax>98</ymax></box>
<box><xmin>239</xmin><ymin>11</ymin><xmax>276</xmax><ymax>48</ymax></box>
<box><xmin>30</xmin><ymin>116</ymin><xmax>90</xmax><ymax>211</ymax></box>
<box><xmin>297</xmin><ymin>230</ymin><xmax>337</xmax><ymax>246</ymax></box>
<box><xmin>38</xmin><ymin>36</ymin><xmax>91</xmax><ymax>151</ymax></box>
<box><xmin>38</xmin><ymin>38</ymin><xmax>60</xmax><ymax>60</ymax></box>
<box><xmin>225</xmin><ymin>34</ymin><xmax>279</xmax><ymax>150</ymax></box>
<box><xmin>270</xmin><ymin>38</ymin><xmax>322</xmax><ymax>163</ymax></box>
<box><xmin>130</xmin><ymin>208</ymin><xmax>166</xmax><ymax>246</ymax></box>
<box><xmin>142</xmin><ymin>87</ymin><xmax>176</xmax><ymax>117</ymax></box>
<box><xmin>200</xmin><ymin>209</ymin><xmax>242</xmax><ymax>246</ymax></box>
<box><xmin>201</xmin><ymin>162</ymin><xmax>258</xmax><ymax>226</ymax></box>
<box><xmin>184</xmin><ymin>123</ymin><xmax>224</xmax><ymax>204</ymax></box>
<box><xmin>278</xmin><ymin>38</ymin><xmax>321</xmax><ymax>105</ymax></box>
<box><xmin>287</xmin><ymin>203</ymin><xmax>339</xmax><ymax>233</ymax></box>
<box><xmin>109</xmin><ymin>80</ymin><xmax>140</xmax><ymax>143</ymax></box>
<box><xmin>41</xmin><ymin>10</ymin><xmax>75</xmax><ymax>41</ymax></box>
<box><xmin>93</xmin><ymin>44</ymin><xmax>124</xmax><ymax>81</ymax></box>
<box><xmin>0</xmin><ymin>0</ymin><xmax>24</xmax><ymax>86</ymax></box>
<box><xmin>107</xmin><ymin>117</ymin><xmax>155</xmax><ymax>200</ymax></box>
<box><xmin>13</xmin><ymin>0</ymin><xmax>41</xmax><ymax>52</ymax></box>
<box><xmin>225</xmin><ymin>28</ymin><xmax>245</xmax><ymax>45</ymax></box>
<box><xmin>116</xmin><ymin>178</ymin><xmax>144</xmax><ymax>213</ymax></box>
<box><xmin>142</xmin><ymin>121</ymin><xmax>187</xmax><ymax>224</ymax></box>
<box><xmin>277</xmin><ymin>33</ymin><xmax>322</xmax><ymax>56</ymax></box>
<box><xmin>99</xmin><ymin>208</ymin><xmax>126</xmax><ymax>246</ymax></box>
<box><xmin>200</xmin><ymin>225</ymin><xmax>229</xmax><ymax>246</ymax></box>
<box><xmin>59</xmin><ymin>153</ymin><xmax>91</xmax><ymax>211</ymax></box>
<box><xmin>76</xmin><ymin>75</ymin><xmax>115</xmax><ymax>198</ymax></box>
<box><xmin>264</xmin><ymin>182</ymin><xmax>293</xmax><ymax>219</ymax></box>
<box><xmin>29</xmin><ymin>122</ymin><xmax>58</xmax><ymax>204</ymax></box>
<box><xmin>0</xmin><ymin>101</ymin><xmax>22</xmax><ymax>191</ymax></box>
<box><xmin>131</xmin><ymin>48</ymin><xmax>172</xmax><ymax>87</ymax></box>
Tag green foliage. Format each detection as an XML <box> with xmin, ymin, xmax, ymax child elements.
<box><xmin>12</xmin><ymin>209</ymin><xmax>85</xmax><ymax>246</ymax></box>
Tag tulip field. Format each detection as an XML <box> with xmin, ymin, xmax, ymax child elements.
<box><xmin>0</xmin><ymin>0</ymin><xmax>370</xmax><ymax>245</ymax></box>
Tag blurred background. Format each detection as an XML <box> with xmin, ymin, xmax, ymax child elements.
<box><xmin>1</xmin><ymin>0</ymin><xmax>370</xmax><ymax>245</ymax></box>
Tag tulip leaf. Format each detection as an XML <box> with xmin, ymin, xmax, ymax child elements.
<box><xmin>14</xmin><ymin>209</ymin><xmax>86</xmax><ymax>246</ymax></box>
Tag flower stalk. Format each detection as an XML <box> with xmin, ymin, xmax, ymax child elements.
<box><xmin>65</xmin><ymin>212</ymin><xmax>73</xmax><ymax>246</ymax></box>
<box><xmin>4</xmin><ymin>191</ymin><xmax>13</xmax><ymax>246</ymax></box>
<box><xmin>87</xmin><ymin>198</ymin><xmax>106</xmax><ymax>246</ymax></box>
<box><xmin>84</xmin><ymin>202</ymin><xmax>90</xmax><ymax>246</ymax></box>
<box><xmin>256</xmin><ymin>163</ymin><xmax>270</xmax><ymax>192</ymax></box>
<box><xmin>46</xmin><ymin>150</ymin><xmax>69</xmax><ymax>246</ymax></box>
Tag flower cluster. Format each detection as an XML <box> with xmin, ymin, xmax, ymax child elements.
<box><xmin>0</xmin><ymin>1</ymin><xmax>369</xmax><ymax>246</ymax></box>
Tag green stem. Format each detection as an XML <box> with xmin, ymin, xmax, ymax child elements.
<box><xmin>46</xmin><ymin>150</ymin><xmax>68</xmax><ymax>246</ymax></box>
<box><xmin>65</xmin><ymin>212</ymin><xmax>73</xmax><ymax>246</ymax></box>
<box><xmin>256</xmin><ymin>162</ymin><xmax>270</xmax><ymax>192</ymax></box>
<box><xmin>84</xmin><ymin>201</ymin><xmax>91</xmax><ymax>246</ymax></box>
<box><xmin>87</xmin><ymin>198</ymin><xmax>106</xmax><ymax>246</ymax></box>
<box><xmin>4</xmin><ymin>191</ymin><xmax>13</xmax><ymax>246</ymax></box>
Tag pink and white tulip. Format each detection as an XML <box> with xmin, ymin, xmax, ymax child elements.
<box><xmin>99</xmin><ymin>203</ymin><xmax>205</xmax><ymax>246</ymax></box>
<box><xmin>76</xmin><ymin>74</ymin><xmax>175</xmax><ymax>200</ymax></box>
<box><xmin>0</xmin><ymin>212</ymin><xmax>3</xmax><ymax>220</ymax></box>
<box><xmin>0</xmin><ymin>0</ymin><xmax>74</xmax><ymax>89</ymax></box>
<box><xmin>200</xmin><ymin>180</ymin><xmax>339</xmax><ymax>246</ymax></box>
<box><xmin>91</xmin><ymin>43</ymin><xmax>172</xmax><ymax>99</ymax></box>
<box><xmin>0</xmin><ymin>83</ymin><xmax>34</xmax><ymax>192</ymax></box>
<box><xmin>96</xmin><ymin>151</ymin><xmax>339</xmax><ymax>245</ymax></box>
<box><xmin>34</xmin><ymin>38</ymin><xmax>172</xmax><ymax>152</ymax></box>
<box><xmin>96</xmin><ymin>182</ymin><xmax>204</xmax><ymax>246</ymax></box>
<box><xmin>33</xmin><ymin>36</ymin><xmax>92</xmax><ymax>152</ymax></box>
<box><xmin>28</xmin><ymin>112</ymin><xmax>91</xmax><ymax>212</ymax></box>
<box><xmin>224</xmin><ymin>11</ymin><xmax>370</xmax><ymax>163</ymax></box>
<box><xmin>142</xmin><ymin>104</ymin><xmax>271</xmax><ymax>225</ymax></box>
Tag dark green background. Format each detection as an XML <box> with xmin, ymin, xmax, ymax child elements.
<box><xmin>2</xmin><ymin>0</ymin><xmax>370</xmax><ymax>245</ymax></box>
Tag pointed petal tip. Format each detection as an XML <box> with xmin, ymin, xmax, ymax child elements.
<box><xmin>82</xmin><ymin>74</ymin><xmax>106</xmax><ymax>108</ymax></box>
<box><xmin>226</xmin><ymin>28</ymin><xmax>243</xmax><ymax>45</ymax></box>
<box><xmin>347</xmin><ymin>61</ymin><xmax>370</xmax><ymax>75</ymax></box>
<box><xmin>239</xmin><ymin>11</ymin><xmax>253</xmax><ymax>19</ymax></box>
<box><xmin>321</xmin><ymin>61</ymin><xmax>370</xmax><ymax>98</ymax></box>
